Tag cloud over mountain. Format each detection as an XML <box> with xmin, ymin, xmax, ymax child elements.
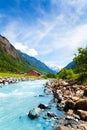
<box><xmin>0</xmin><ymin>0</ymin><xmax>87</xmax><ymax>67</ymax></box>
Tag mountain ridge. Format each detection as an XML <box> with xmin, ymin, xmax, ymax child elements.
<box><xmin>65</xmin><ymin>61</ymin><xmax>76</xmax><ymax>69</ymax></box>
<box><xmin>18</xmin><ymin>50</ymin><xmax>56</xmax><ymax>74</ymax></box>
<box><xmin>0</xmin><ymin>35</ymin><xmax>21</xmax><ymax>61</ymax></box>
<box><xmin>0</xmin><ymin>34</ymin><xmax>54</xmax><ymax>74</ymax></box>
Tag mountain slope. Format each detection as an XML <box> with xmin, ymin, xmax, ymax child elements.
<box><xmin>65</xmin><ymin>61</ymin><xmax>76</xmax><ymax>69</ymax></box>
<box><xmin>0</xmin><ymin>35</ymin><xmax>21</xmax><ymax>61</ymax></box>
<box><xmin>18</xmin><ymin>50</ymin><xmax>55</xmax><ymax>74</ymax></box>
<box><xmin>0</xmin><ymin>35</ymin><xmax>54</xmax><ymax>74</ymax></box>
<box><xmin>0</xmin><ymin>35</ymin><xmax>36</xmax><ymax>72</ymax></box>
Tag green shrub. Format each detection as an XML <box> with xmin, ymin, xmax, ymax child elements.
<box><xmin>74</xmin><ymin>47</ymin><xmax>87</xmax><ymax>83</ymax></box>
<box><xmin>42</xmin><ymin>73</ymin><xmax>57</xmax><ymax>79</ymax></box>
<box><xmin>57</xmin><ymin>69</ymin><xmax>76</xmax><ymax>79</ymax></box>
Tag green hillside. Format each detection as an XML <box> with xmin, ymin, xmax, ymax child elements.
<box><xmin>0</xmin><ymin>49</ymin><xmax>34</xmax><ymax>72</ymax></box>
<box><xmin>0</xmin><ymin>35</ymin><xmax>54</xmax><ymax>74</ymax></box>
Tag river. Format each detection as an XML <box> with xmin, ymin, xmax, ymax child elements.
<box><xmin>0</xmin><ymin>80</ymin><xmax>63</xmax><ymax>130</ymax></box>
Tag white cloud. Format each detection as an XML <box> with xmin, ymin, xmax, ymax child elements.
<box><xmin>48</xmin><ymin>63</ymin><xmax>62</xmax><ymax>71</ymax></box>
<box><xmin>2</xmin><ymin>21</ymin><xmax>20</xmax><ymax>43</ymax></box>
<box><xmin>45</xmin><ymin>23</ymin><xmax>87</xmax><ymax>51</ymax></box>
<box><xmin>1</xmin><ymin>0</ymin><xmax>87</xmax><ymax>67</ymax></box>
<box><xmin>65</xmin><ymin>23</ymin><xmax>87</xmax><ymax>49</ymax></box>
<box><xmin>27</xmin><ymin>48</ymin><xmax>38</xmax><ymax>56</ymax></box>
<box><xmin>14</xmin><ymin>42</ymin><xmax>38</xmax><ymax>56</ymax></box>
<box><xmin>14</xmin><ymin>42</ymin><xmax>27</xmax><ymax>51</ymax></box>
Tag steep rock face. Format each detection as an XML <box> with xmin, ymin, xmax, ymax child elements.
<box><xmin>0</xmin><ymin>35</ymin><xmax>20</xmax><ymax>61</ymax></box>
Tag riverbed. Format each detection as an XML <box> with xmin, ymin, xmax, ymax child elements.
<box><xmin>0</xmin><ymin>80</ymin><xmax>63</xmax><ymax>130</ymax></box>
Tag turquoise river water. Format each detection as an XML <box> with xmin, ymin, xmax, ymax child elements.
<box><xmin>0</xmin><ymin>80</ymin><xmax>63</xmax><ymax>130</ymax></box>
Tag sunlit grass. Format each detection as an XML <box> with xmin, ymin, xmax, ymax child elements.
<box><xmin>0</xmin><ymin>72</ymin><xmax>39</xmax><ymax>79</ymax></box>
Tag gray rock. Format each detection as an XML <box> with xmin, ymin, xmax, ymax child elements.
<box><xmin>38</xmin><ymin>103</ymin><xmax>48</xmax><ymax>109</ymax></box>
<box><xmin>28</xmin><ymin>108</ymin><xmax>41</xmax><ymax>119</ymax></box>
<box><xmin>47</xmin><ymin>112</ymin><xmax>57</xmax><ymax>118</ymax></box>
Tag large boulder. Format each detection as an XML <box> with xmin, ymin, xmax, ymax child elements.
<box><xmin>65</xmin><ymin>115</ymin><xmax>79</xmax><ymax>128</ymax></box>
<box><xmin>64</xmin><ymin>100</ymin><xmax>75</xmax><ymax>111</ymax></box>
<box><xmin>38</xmin><ymin>103</ymin><xmax>48</xmax><ymax>109</ymax></box>
<box><xmin>77</xmin><ymin>123</ymin><xmax>87</xmax><ymax>130</ymax></box>
<box><xmin>28</xmin><ymin>108</ymin><xmax>41</xmax><ymax>119</ymax></box>
<box><xmin>75</xmin><ymin>99</ymin><xmax>87</xmax><ymax>111</ymax></box>
<box><xmin>76</xmin><ymin>110</ymin><xmax>87</xmax><ymax>121</ymax></box>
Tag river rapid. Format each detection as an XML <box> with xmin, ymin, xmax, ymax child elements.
<box><xmin>0</xmin><ymin>80</ymin><xmax>63</xmax><ymax>130</ymax></box>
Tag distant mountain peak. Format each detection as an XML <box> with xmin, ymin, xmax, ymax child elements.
<box><xmin>48</xmin><ymin>64</ymin><xmax>60</xmax><ymax>73</ymax></box>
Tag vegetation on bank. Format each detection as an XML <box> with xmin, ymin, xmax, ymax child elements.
<box><xmin>57</xmin><ymin>69</ymin><xmax>78</xmax><ymax>80</ymax></box>
<box><xmin>57</xmin><ymin>46</ymin><xmax>87</xmax><ymax>83</ymax></box>
<box><xmin>0</xmin><ymin>36</ymin><xmax>54</xmax><ymax>74</ymax></box>
<box><xmin>41</xmin><ymin>73</ymin><xmax>57</xmax><ymax>79</ymax></box>
<box><xmin>0</xmin><ymin>46</ymin><xmax>86</xmax><ymax>83</ymax></box>
<box><xmin>0</xmin><ymin>50</ymin><xmax>52</xmax><ymax>74</ymax></box>
<box><xmin>43</xmin><ymin>46</ymin><xmax>87</xmax><ymax>84</ymax></box>
<box><xmin>0</xmin><ymin>50</ymin><xmax>34</xmax><ymax>72</ymax></box>
<box><xmin>74</xmin><ymin>47</ymin><xmax>87</xmax><ymax>83</ymax></box>
<box><xmin>0</xmin><ymin>72</ymin><xmax>38</xmax><ymax>79</ymax></box>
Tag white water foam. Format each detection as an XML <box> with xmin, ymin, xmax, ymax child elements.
<box><xmin>0</xmin><ymin>91</ymin><xmax>35</xmax><ymax>97</ymax></box>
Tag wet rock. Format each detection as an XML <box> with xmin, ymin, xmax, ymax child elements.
<box><xmin>28</xmin><ymin>108</ymin><xmax>41</xmax><ymax>119</ymax></box>
<box><xmin>57</xmin><ymin>101</ymin><xmax>65</xmax><ymax>111</ymax></box>
<box><xmin>47</xmin><ymin>112</ymin><xmax>57</xmax><ymax>118</ymax></box>
<box><xmin>75</xmin><ymin>99</ymin><xmax>87</xmax><ymax>111</ymax></box>
<box><xmin>38</xmin><ymin>103</ymin><xmax>48</xmax><ymax>110</ymax></box>
<box><xmin>38</xmin><ymin>95</ymin><xmax>44</xmax><ymax>97</ymax></box>
<box><xmin>45</xmin><ymin>79</ymin><xmax>87</xmax><ymax>129</ymax></box>
<box><xmin>64</xmin><ymin>100</ymin><xmax>75</xmax><ymax>112</ymax></box>
<box><xmin>53</xmin><ymin>92</ymin><xmax>62</xmax><ymax>103</ymax></box>
<box><xmin>64</xmin><ymin>115</ymin><xmax>79</xmax><ymax>128</ymax></box>
<box><xmin>44</xmin><ymin>88</ymin><xmax>51</xmax><ymax>94</ymax></box>
<box><xmin>64</xmin><ymin>120</ymin><xmax>77</xmax><ymax>128</ymax></box>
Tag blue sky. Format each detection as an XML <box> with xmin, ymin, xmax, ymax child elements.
<box><xmin>0</xmin><ymin>0</ymin><xmax>87</xmax><ymax>68</ymax></box>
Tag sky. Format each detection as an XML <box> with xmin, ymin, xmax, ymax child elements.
<box><xmin>0</xmin><ymin>0</ymin><xmax>87</xmax><ymax>68</ymax></box>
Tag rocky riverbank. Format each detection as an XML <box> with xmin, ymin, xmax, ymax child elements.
<box><xmin>45</xmin><ymin>79</ymin><xmax>87</xmax><ymax>130</ymax></box>
<box><xmin>0</xmin><ymin>76</ymin><xmax>33</xmax><ymax>86</ymax></box>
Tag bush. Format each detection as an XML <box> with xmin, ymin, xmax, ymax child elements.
<box><xmin>42</xmin><ymin>73</ymin><xmax>57</xmax><ymax>79</ymax></box>
<box><xmin>74</xmin><ymin>47</ymin><xmax>87</xmax><ymax>83</ymax></box>
<box><xmin>57</xmin><ymin>69</ymin><xmax>75</xmax><ymax>79</ymax></box>
<box><xmin>77</xmin><ymin>72</ymin><xmax>87</xmax><ymax>83</ymax></box>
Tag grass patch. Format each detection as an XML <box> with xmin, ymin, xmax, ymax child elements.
<box><xmin>0</xmin><ymin>72</ymin><xmax>39</xmax><ymax>79</ymax></box>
